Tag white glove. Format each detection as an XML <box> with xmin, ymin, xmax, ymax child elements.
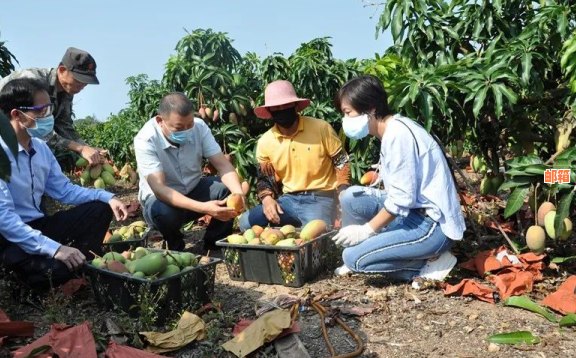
<box><xmin>332</xmin><ymin>223</ymin><xmax>375</xmax><ymax>247</ymax></box>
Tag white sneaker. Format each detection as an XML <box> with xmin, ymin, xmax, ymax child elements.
<box><xmin>334</xmin><ymin>264</ymin><xmax>353</xmax><ymax>276</ymax></box>
<box><xmin>417</xmin><ymin>251</ymin><xmax>457</xmax><ymax>281</ymax></box>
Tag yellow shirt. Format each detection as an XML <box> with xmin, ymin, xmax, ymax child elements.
<box><xmin>256</xmin><ymin>116</ymin><xmax>342</xmax><ymax>193</ymax></box>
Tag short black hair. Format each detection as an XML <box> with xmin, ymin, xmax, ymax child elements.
<box><xmin>0</xmin><ymin>78</ymin><xmax>49</xmax><ymax>116</ymax></box>
<box><xmin>158</xmin><ymin>92</ymin><xmax>194</xmax><ymax>117</ymax></box>
<box><xmin>335</xmin><ymin>75</ymin><xmax>393</xmax><ymax>119</ymax></box>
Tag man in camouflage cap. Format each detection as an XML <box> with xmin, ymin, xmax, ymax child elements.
<box><xmin>0</xmin><ymin>47</ymin><xmax>106</xmax><ymax>165</ymax></box>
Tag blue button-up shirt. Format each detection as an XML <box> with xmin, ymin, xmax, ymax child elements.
<box><xmin>380</xmin><ymin>115</ymin><xmax>466</xmax><ymax>240</ymax></box>
<box><xmin>0</xmin><ymin>137</ymin><xmax>114</xmax><ymax>257</ymax></box>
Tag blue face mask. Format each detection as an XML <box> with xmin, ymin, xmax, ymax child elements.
<box><xmin>342</xmin><ymin>114</ymin><xmax>369</xmax><ymax>140</ymax></box>
<box><xmin>167</xmin><ymin>127</ymin><xmax>193</xmax><ymax>144</ymax></box>
<box><xmin>23</xmin><ymin>114</ymin><xmax>55</xmax><ymax>138</ymax></box>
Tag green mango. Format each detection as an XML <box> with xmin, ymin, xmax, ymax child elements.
<box><xmin>103</xmin><ymin>252</ymin><xmax>125</xmax><ymax>263</ymax></box>
<box><xmin>275</xmin><ymin>238</ymin><xmax>297</xmax><ymax>247</ymax></box>
<box><xmin>108</xmin><ymin>233</ymin><xmax>123</xmax><ymax>243</ymax></box>
<box><xmin>243</xmin><ymin>229</ymin><xmax>256</xmax><ymax>241</ymax></box>
<box><xmin>158</xmin><ymin>264</ymin><xmax>181</xmax><ymax>279</ymax></box>
<box><xmin>101</xmin><ymin>171</ymin><xmax>116</xmax><ymax>186</ymax></box>
<box><xmin>133</xmin><ymin>247</ymin><xmax>149</xmax><ymax>259</ymax></box>
<box><xmin>76</xmin><ymin>157</ymin><xmax>89</xmax><ymax>168</ymax></box>
<box><xmin>180</xmin><ymin>252</ymin><xmax>197</xmax><ymax>267</ymax></box>
<box><xmin>91</xmin><ymin>257</ymin><xmax>106</xmax><ymax>268</ymax></box>
<box><xmin>102</xmin><ymin>163</ymin><xmax>115</xmax><ymax>174</ymax></box>
<box><xmin>130</xmin><ymin>252</ymin><xmax>167</xmax><ymax>275</ymax></box>
<box><xmin>132</xmin><ymin>271</ymin><xmax>145</xmax><ymax>279</ymax></box>
<box><xmin>94</xmin><ymin>178</ymin><xmax>106</xmax><ymax>189</ymax></box>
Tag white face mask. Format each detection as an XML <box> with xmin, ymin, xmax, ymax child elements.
<box><xmin>342</xmin><ymin>114</ymin><xmax>369</xmax><ymax>140</ymax></box>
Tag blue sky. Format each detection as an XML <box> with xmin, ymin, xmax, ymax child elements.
<box><xmin>1</xmin><ymin>0</ymin><xmax>392</xmax><ymax>120</ymax></box>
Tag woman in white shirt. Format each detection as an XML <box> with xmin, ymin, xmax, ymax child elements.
<box><xmin>332</xmin><ymin>75</ymin><xmax>466</xmax><ymax>283</ymax></box>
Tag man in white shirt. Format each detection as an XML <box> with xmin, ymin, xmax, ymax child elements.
<box><xmin>134</xmin><ymin>92</ymin><xmax>245</xmax><ymax>252</ymax></box>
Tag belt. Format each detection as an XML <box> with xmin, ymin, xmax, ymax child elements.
<box><xmin>288</xmin><ymin>190</ymin><xmax>336</xmax><ymax>198</ymax></box>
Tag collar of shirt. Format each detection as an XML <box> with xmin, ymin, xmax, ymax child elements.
<box><xmin>271</xmin><ymin>115</ymin><xmax>305</xmax><ymax>139</ymax></box>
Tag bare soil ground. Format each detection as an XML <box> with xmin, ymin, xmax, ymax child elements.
<box><xmin>1</xmin><ymin>183</ymin><xmax>575</xmax><ymax>358</ymax></box>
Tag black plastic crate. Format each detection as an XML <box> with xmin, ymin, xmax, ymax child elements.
<box><xmin>216</xmin><ymin>230</ymin><xmax>338</xmax><ymax>287</ymax></box>
<box><xmin>84</xmin><ymin>252</ymin><xmax>220</xmax><ymax>325</ymax></box>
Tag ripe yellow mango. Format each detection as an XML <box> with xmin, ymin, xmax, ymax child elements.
<box><xmin>299</xmin><ymin>219</ymin><xmax>327</xmax><ymax>241</ymax></box>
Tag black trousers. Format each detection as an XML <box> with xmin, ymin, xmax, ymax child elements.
<box><xmin>143</xmin><ymin>176</ymin><xmax>234</xmax><ymax>251</ymax></box>
<box><xmin>0</xmin><ymin>201</ymin><xmax>112</xmax><ymax>289</ymax></box>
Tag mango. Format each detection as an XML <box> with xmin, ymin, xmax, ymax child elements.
<box><xmin>280</xmin><ymin>225</ymin><xmax>297</xmax><ymax>238</ymax></box>
<box><xmin>159</xmin><ymin>264</ymin><xmax>181</xmax><ymax>279</ymax></box>
<box><xmin>108</xmin><ymin>233</ymin><xmax>123</xmax><ymax>243</ymax></box>
<box><xmin>101</xmin><ymin>171</ymin><xmax>116</xmax><ymax>186</ymax></box>
<box><xmin>118</xmin><ymin>226</ymin><xmax>129</xmax><ymax>236</ymax></box>
<box><xmin>76</xmin><ymin>157</ymin><xmax>89</xmax><ymax>168</ymax></box>
<box><xmin>130</xmin><ymin>220</ymin><xmax>147</xmax><ymax>228</ymax></box>
<box><xmin>227</xmin><ymin>193</ymin><xmax>244</xmax><ymax>212</ymax></box>
<box><xmin>80</xmin><ymin>169</ymin><xmax>91</xmax><ymax>183</ymax></box>
<box><xmin>490</xmin><ymin>174</ymin><xmax>504</xmax><ymax>193</ymax></box>
<box><xmin>559</xmin><ymin>218</ymin><xmax>573</xmax><ymax>241</ymax></box>
<box><xmin>260</xmin><ymin>228</ymin><xmax>284</xmax><ymax>245</ymax></box>
<box><xmin>132</xmin><ymin>271</ymin><xmax>146</xmax><ymax>279</ymax></box>
<box><xmin>360</xmin><ymin>171</ymin><xmax>378</xmax><ymax>185</ymax></box>
<box><xmin>227</xmin><ymin>234</ymin><xmax>247</xmax><ymax>245</ymax></box>
<box><xmin>121</xmin><ymin>250</ymin><xmax>132</xmax><ymax>260</ymax></box>
<box><xmin>276</xmin><ymin>238</ymin><xmax>297</xmax><ymax>247</ymax></box>
<box><xmin>300</xmin><ymin>219</ymin><xmax>327</xmax><ymax>241</ymax></box>
<box><xmin>537</xmin><ymin>202</ymin><xmax>556</xmax><ymax>227</ymax></box>
<box><xmin>103</xmin><ymin>252</ymin><xmax>126</xmax><ymax>263</ymax></box>
<box><xmin>247</xmin><ymin>238</ymin><xmax>261</xmax><ymax>245</ymax></box>
<box><xmin>243</xmin><ymin>229</ymin><xmax>256</xmax><ymax>241</ymax></box>
<box><xmin>544</xmin><ymin>210</ymin><xmax>559</xmax><ymax>239</ymax></box>
<box><xmin>102</xmin><ymin>163</ymin><xmax>115</xmax><ymax>175</ymax></box>
<box><xmin>94</xmin><ymin>178</ymin><xmax>106</xmax><ymax>189</ymax></box>
<box><xmin>105</xmin><ymin>260</ymin><xmax>128</xmax><ymax>273</ymax></box>
<box><xmin>180</xmin><ymin>252</ymin><xmax>197</xmax><ymax>267</ymax></box>
<box><xmin>166</xmin><ymin>252</ymin><xmax>179</xmax><ymax>266</ymax></box>
<box><xmin>229</xmin><ymin>112</ymin><xmax>238</xmax><ymax>124</ymax></box>
<box><xmin>130</xmin><ymin>252</ymin><xmax>167</xmax><ymax>276</ymax></box>
<box><xmin>479</xmin><ymin>177</ymin><xmax>492</xmax><ymax>196</ymax></box>
<box><xmin>91</xmin><ymin>257</ymin><xmax>106</xmax><ymax>268</ymax></box>
<box><xmin>90</xmin><ymin>164</ymin><xmax>103</xmax><ymax>179</ymax></box>
<box><xmin>526</xmin><ymin>225</ymin><xmax>546</xmax><ymax>254</ymax></box>
<box><xmin>251</xmin><ymin>225</ymin><xmax>264</xmax><ymax>237</ymax></box>
<box><xmin>133</xmin><ymin>247</ymin><xmax>149</xmax><ymax>260</ymax></box>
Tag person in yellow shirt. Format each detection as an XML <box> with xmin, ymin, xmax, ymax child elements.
<box><xmin>238</xmin><ymin>80</ymin><xmax>350</xmax><ymax>231</ymax></box>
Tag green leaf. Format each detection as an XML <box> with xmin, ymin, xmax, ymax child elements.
<box><xmin>506</xmin><ymin>155</ymin><xmax>543</xmax><ymax>168</ymax></box>
<box><xmin>504</xmin><ymin>296</ymin><xmax>559</xmax><ymax>323</ymax></box>
<box><xmin>559</xmin><ymin>314</ymin><xmax>576</xmax><ymax>327</ymax></box>
<box><xmin>554</xmin><ymin>190</ymin><xmax>574</xmax><ymax>237</ymax></box>
<box><xmin>521</xmin><ymin>53</ymin><xmax>532</xmax><ymax>85</ymax></box>
<box><xmin>391</xmin><ymin>5</ymin><xmax>404</xmax><ymax>43</ymax></box>
<box><xmin>551</xmin><ymin>256</ymin><xmax>576</xmax><ymax>264</ymax></box>
<box><xmin>472</xmin><ymin>86</ymin><xmax>488</xmax><ymax>118</ymax></box>
<box><xmin>488</xmin><ymin>331</ymin><xmax>540</xmax><ymax>345</ymax></box>
<box><xmin>492</xmin><ymin>84</ymin><xmax>503</xmax><ymax>118</ymax></box>
<box><xmin>498</xmin><ymin>176</ymin><xmax>535</xmax><ymax>191</ymax></box>
<box><xmin>504</xmin><ymin>186</ymin><xmax>530</xmax><ymax>218</ymax></box>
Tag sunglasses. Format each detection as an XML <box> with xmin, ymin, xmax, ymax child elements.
<box><xmin>17</xmin><ymin>103</ymin><xmax>54</xmax><ymax>117</ymax></box>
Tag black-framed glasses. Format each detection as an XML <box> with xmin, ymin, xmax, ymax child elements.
<box><xmin>17</xmin><ymin>103</ymin><xmax>54</xmax><ymax>117</ymax></box>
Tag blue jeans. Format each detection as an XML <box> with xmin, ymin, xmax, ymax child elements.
<box><xmin>238</xmin><ymin>193</ymin><xmax>335</xmax><ymax>231</ymax></box>
<box><xmin>143</xmin><ymin>176</ymin><xmax>233</xmax><ymax>251</ymax></box>
<box><xmin>339</xmin><ymin>186</ymin><xmax>453</xmax><ymax>281</ymax></box>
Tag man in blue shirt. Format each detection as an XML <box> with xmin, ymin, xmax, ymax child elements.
<box><xmin>0</xmin><ymin>78</ymin><xmax>129</xmax><ymax>289</ymax></box>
